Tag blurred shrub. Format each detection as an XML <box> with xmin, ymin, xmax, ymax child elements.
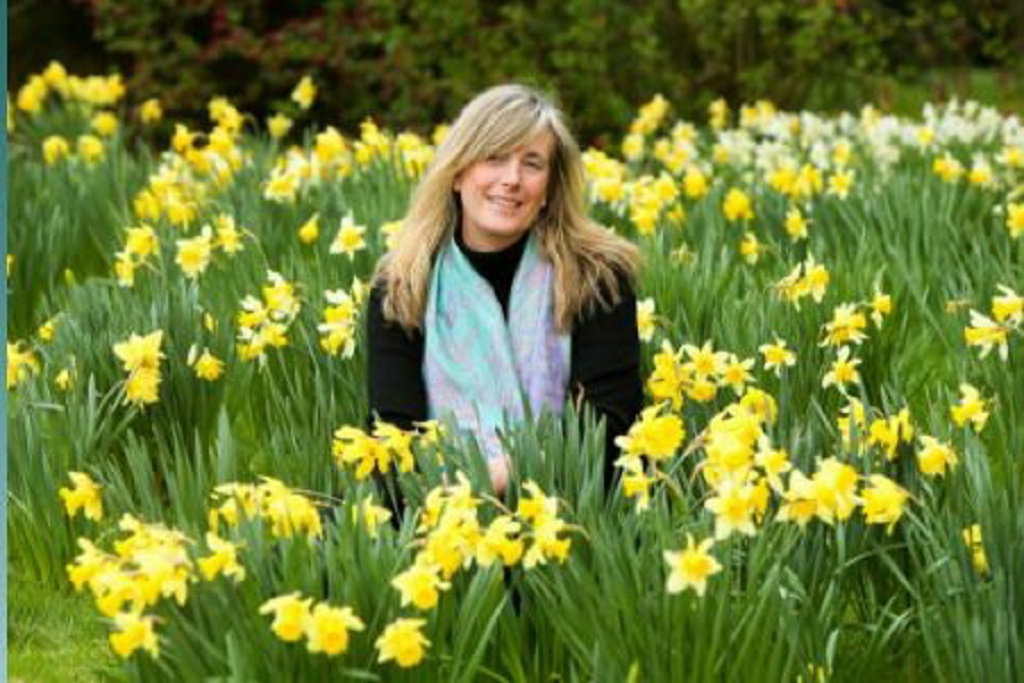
<box><xmin>38</xmin><ymin>0</ymin><xmax>1023</xmax><ymax>142</ymax></box>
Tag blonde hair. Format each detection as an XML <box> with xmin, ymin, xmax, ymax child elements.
<box><xmin>377</xmin><ymin>83</ymin><xmax>640</xmax><ymax>333</ymax></box>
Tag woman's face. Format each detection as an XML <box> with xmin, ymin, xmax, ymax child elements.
<box><xmin>454</xmin><ymin>129</ymin><xmax>555</xmax><ymax>252</ymax></box>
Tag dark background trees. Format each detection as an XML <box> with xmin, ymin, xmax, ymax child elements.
<box><xmin>9</xmin><ymin>0</ymin><xmax>1023</xmax><ymax>144</ymax></box>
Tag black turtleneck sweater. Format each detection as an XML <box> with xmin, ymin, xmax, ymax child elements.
<box><xmin>366</xmin><ymin>231</ymin><xmax>642</xmax><ymax>478</ymax></box>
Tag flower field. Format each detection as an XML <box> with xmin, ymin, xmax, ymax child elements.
<box><xmin>7</xmin><ymin>63</ymin><xmax>1024</xmax><ymax>681</ymax></box>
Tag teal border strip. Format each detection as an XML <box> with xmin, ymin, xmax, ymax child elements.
<box><xmin>1</xmin><ymin>0</ymin><xmax>9</xmax><ymax>675</ymax></box>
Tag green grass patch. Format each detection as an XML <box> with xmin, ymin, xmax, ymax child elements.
<box><xmin>8</xmin><ymin>567</ymin><xmax>125</xmax><ymax>683</ymax></box>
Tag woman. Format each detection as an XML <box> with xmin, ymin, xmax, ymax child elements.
<box><xmin>367</xmin><ymin>83</ymin><xmax>642</xmax><ymax>495</ymax></box>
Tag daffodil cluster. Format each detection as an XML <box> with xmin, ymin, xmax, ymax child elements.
<box><xmin>614</xmin><ymin>403</ymin><xmax>685</xmax><ymax>512</ymax></box>
<box><xmin>114</xmin><ymin>223</ymin><xmax>159</xmax><ymax>287</ymax></box>
<box><xmin>262</xmin><ymin>110</ymin><xmax>434</xmax><ymax>204</ymax></box>
<box><xmin>112</xmin><ymin>330</ymin><xmax>165</xmax><ymax>407</ymax></box>
<box><xmin>332</xmin><ymin>420</ymin><xmax>418</xmax><ymax>480</ymax></box>
<box><xmin>236</xmin><ymin>271</ymin><xmax>302</xmax><ymax>364</ymax></box>
<box><xmin>380</xmin><ymin>473</ymin><xmax>573</xmax><ymax>668</ymax></box>
<box><xmin>259</xmin><ymin>592</ymin><xmax>365</xmax><ymax>656</ymax></box>
<box><xmin>644</xmin><ymin>339</ymin><xmax>759</xmax><ymax>409</ymax></box>
<box><xmin>625</xmin><ymin>172</ymin><xmax>683</xmax><ymax>234</ymax></box>
<box><xmin>581</xmin><ymin>149</ymin><xmax>628</xmax><ymax>205</ymax></box>
<box><xmin>66</xmin><ymin>515</ymin><xmax>198</xmax><ymax>659</ymax></box>
<box><xmin>174</xmin><ymin>213</ymin><xmax>247</xmax><ymax>280</ymax></box>
<box><xmin>773</xmin><ymin>255</ymin><xmax>830</xmax><ymax>308</ymax></box>
<box><xmin>15</xmin><ymin>61</ymin><xmax>125</xmax><ymax>119</ymax></box>
<box><xmin>208</xmin><ymin>477</ymin><xmax>323</xmax><ymax>540</ymax></box>
<box><xmin>318</xmin><ymin>280</ymin><xmax>367</xmax><ymax>358</ymax></box>
<box><xmin>132</xmin><ymin>154</ymin><xmax>210</xmax><ymax>230</ymax></box>
<box><xmin>963</xmin><ymin>284</ymin><xmax>1022</xmax><ymax>361</ymax></box>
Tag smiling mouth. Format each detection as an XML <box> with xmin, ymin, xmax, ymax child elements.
<box><xmin>487</xmin><ymin>196</ymin><xmax>522</xmax><ymax>209</ymax></box>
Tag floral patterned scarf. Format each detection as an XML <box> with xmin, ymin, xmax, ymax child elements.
<box><xmin>423</xmin><ymin>231</ymin><xmax>571</xmax><ymax>460</ymax></box>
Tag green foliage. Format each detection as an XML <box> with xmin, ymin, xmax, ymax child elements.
<box><xmin>59</xmin><ymin>1</ymin><xmax>1023</xmax><ymax>143</ymax></box>
<box><xmin>7</xmin><ymin>77</ymin><xmax>1024</xmax><ymax>680</ymax></box>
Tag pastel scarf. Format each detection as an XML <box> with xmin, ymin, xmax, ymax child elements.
<box><xmin>423</xmin><ymin>232</ymin><xmax>571</xmax><ymax>460</ymax></box>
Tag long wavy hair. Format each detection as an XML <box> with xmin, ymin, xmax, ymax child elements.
<box><xmin>376</xmin><ymin>83</ymin><xmax>640</xmax><ymax>333</ymax></box>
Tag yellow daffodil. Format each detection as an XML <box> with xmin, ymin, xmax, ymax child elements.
<box><xmin>683</xmin><ymin>166</ymin><xmax>709</xmax><ymax>199</ymax></box>
<box><xmin>110</xmin><ymin>611</ymin><xmax>160</xmax><ymax>659</ymax></box>
<box><xmin>991</xmin><ymin>284</ymin><xmax>1022</xmax><ymax>325</ymax></box>
<box><xmin>784</xmin><ymin>207</ymin><xmax>809</xmax><ymax>241</ymax></box>
<box><xmin>759</xmin><ymin>339</ymin><xmax>796</xmax><ymax>376</ymax></box>
<box><xmin>932</xmin><ymin>154</ymin><xmax>962</xmax><ymax>182</ymax></box>
<box><xmin>739</xmin><ymin>232</ymin><xmax>764</xmax><ymax>264</ymax></box>
<box><xmin>77</xmin><ymin>134</ymin><xmax>105</xmax><ymax>164</ymax></box>
<box><xmin>950</xmin><ymin>383</ymin><xmax>989</xmax><ymax>432</ymax></box>
<box><xmin>375</xmin><ymin>617</ymin><xmax>429</xmax><ymax>668</ymax></box>
<box><xmin>860</xmin><ymin>475</ymin><xmax>909</xmax><ymax>534</ymax></box>
<box><xmin>176</xmin><ymin>227</ymin><xmax>215</xmax><ymax>279</ymax></box>
<box><xmin>213</xmin><ymin>214</ymin><xmax>245</xmax><ymax>255</ymax></box>
<box><xmin>476</xmin><ymin>515</ymin><xmax>525</xmax><ymax>567</ymax></box>
<box><xmin>962</xmin><ymin>524</ymin><xmax>989</xmax><ymax>574</ymax></box>
<box><xmin>267</xmin><ymin>113</ymin><xmax>293</xmax><ymax>139</ymax></box>
<box><xmin>298</xmin><ymin>213</ymin><xmax>320</xmax><ymax>244</ymax></box>
<box><xmin>636</xmin><ymin>298</ymin><xmax>656</xmax><ymax>342</ymax></box>
<box><xmin>615</xmin><ymin>404</ymin><xmax>685</xmax><ymax>462</ymax></box>
<box><xmin>42</xmin><ymin>135</ymin><xmax>71</xmax><ymax>165</ymax></box>
<box><xmin>1007</xmin><ymin>202</ymin><xmax>1024</xmax><ymax>239</ymax></box>
<box><xmin>55</xmin><ymin>367</ymin><xmax>74</xmax><ymax>391</ymax></box>
<box><xmin>809</xmin><ymin>457</ymin><xmax>859</xmax><ymax>525</ymax></box>
<box><xmin>188</xmin><ymin>346</ymin><xmax>225</xmax><ymax>381</ymax></box>
<box><xmin>305</xmin><ymin>603</ymin><xmax>365</xmax><ymax>656</ymax></box>
<box><xmin>391</xmin><ymin>561</ymin><xmax>451</xmax><ymax>611</ymax></box>
<box><xmin>259</xmin><ymin>592</ymin><xmax>313</xmax><ymax>642</ymax></box>
<box><xmin>291</xmin><ymin>75</ymin><xmax>316</xmax><ymax>110</ymax></box>
<box><xmin>822</xmin><ymin>346</ymin><xmax>861</xmax><ymax>391</ymax></box>
<box><xmin>870</xmin><ymin>290</ymin><xmax>892</xmax><ymax>327</ymax></box>
<box><xmin>59</xmin><ymin>471</ymin><xmax>103</xmax><ymax>521</ymax></box>
<box><xmin>113</xmin><ymin>330</ymin><xmax>164</xmax><ymax>407</ymax></box>
<box><xmin>964</xmin><ymin>310</ymin><xmax>1009</xmax><ymax>361</ymax></box>
<box><xmin>621</xmin><ymin>132</ymin><xmax>644</xmax><ymax>161</ymax></box>
<box><xmin>664</xmin><ymin>534</ymin><xmax>722</xmax><ymax>596</ymax></box>
<box><xmin>917</xmin><ymin>436</ymin><xmax>958</xmax><ymax>477</ymax></box>
<box><xmin>125</xmin><ymin>224</ymin><xmax>159</xmax><ymax>258</ymax></box>
<box><xmin>139</xmin><ymin>98</ymin><xmax>162</xmax><ymax>124</ymax></box>
<box><xmin>329</xmin><ymin>213</ymin><xmax>366</xmax><ymax>259</ymax></box>
<box><xmin>704</xmin><ymin>482</ymin><xmax>758</xmax><ymax>539</ymax></box>
<box><xmin>356</xmin><ymin>495</ymin><xmax>392</xmax><ymax>538</ymax></box>
<box><xmin>196</xmin><ymin>532</ymin><xmax>245</xmax><ymax>582</ymax></box>
<box><xmin>821</xmin><ymin>303</ymin><xmax>869</xmax><ymax>347</ymax></box>
<box><xmin>777</xmin><ymin>470</ymin><xmax>818</xmax><ymax>528</ymax></box>
<box><xmin>722</xmin><ymin>187</ymin><xmax>754</xmax><ymax>222</ymax></box>
<box><xmin>91</xmin><ymin>111</ymin><xmax>119</xmax><ymax>137</ymax></box>
<box><xmin>827</xmin><ymin>169</ymin><xmax>854</xmax><ymax>199</ymax></box>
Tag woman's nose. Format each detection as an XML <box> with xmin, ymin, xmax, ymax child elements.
<box><xmin>500</xmin><ymin>161</ymin><xmax>522</xmax><ymax>187</ymax></box>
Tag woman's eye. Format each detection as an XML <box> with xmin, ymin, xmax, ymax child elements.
<box><xmin>485</xmin><ymin>154</ymin><xmax>506</xmax><ymax>164</ymax></box>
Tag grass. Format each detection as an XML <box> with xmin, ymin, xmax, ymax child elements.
<box><xmin>7</xmin><ymin>568</ymin><xmax>125</xmax><ymax>683</ymax></box>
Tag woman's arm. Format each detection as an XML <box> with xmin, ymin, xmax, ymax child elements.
<box><xmin>366</xmin><ymin>284</ymin><xmax>428</xmax><ymax>430</ymax></box>
<box><xmin>570</xmin><ymin>278</ymin><xmax>644</xmax><ymax>486</ymax></box>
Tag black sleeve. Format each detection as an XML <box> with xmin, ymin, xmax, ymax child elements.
<box><xmin>569</xmin><ymin>277</ymin><xmax>643</xmax><ymax>485</ymax></box>
<box><xmin>366</xmin><ymin>283</ymin><xmax>428</xmax><ymax>431</ymax></box>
